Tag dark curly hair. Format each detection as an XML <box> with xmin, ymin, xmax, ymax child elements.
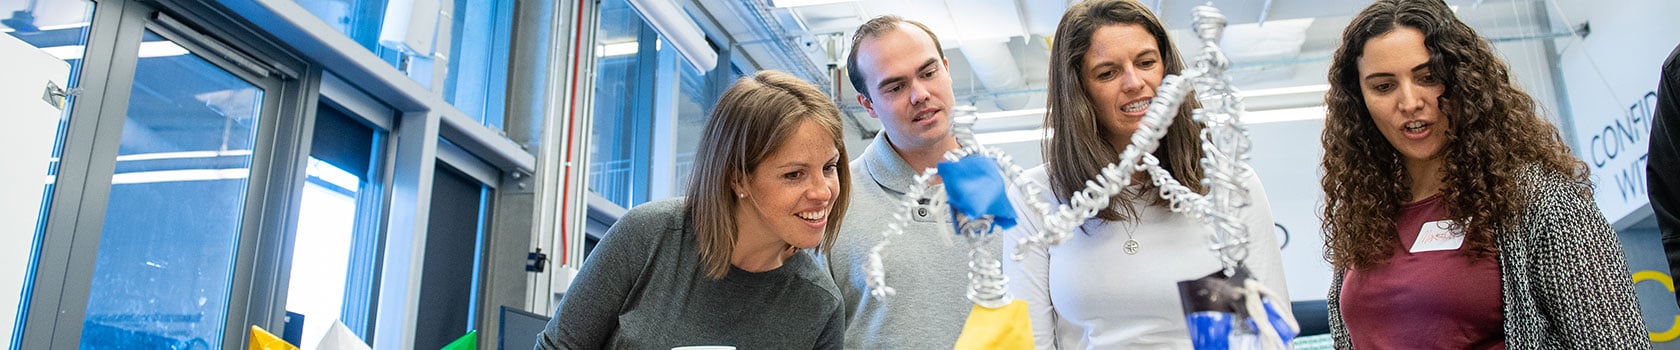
<box><xmin>1320</xmin><ymin>0</ymin><xmax>1590</xmax><ymax>270</ymax></box>
<box><xmin>1045</xmin><ymin>0</ymin><xmax>1205</xmax><ymax>222</ymax></box>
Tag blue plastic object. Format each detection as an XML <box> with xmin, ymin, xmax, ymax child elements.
<box><xmin>937</xmin><ymin>155</ymin><xmax>1018</xmax><ymax>232</ymax></box>
<box><xmin>1186</xmin><ymin>312</ymin><xmax>1234</xmax><ymax>350</ymax></box>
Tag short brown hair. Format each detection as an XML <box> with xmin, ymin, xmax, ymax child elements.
<box><xmin>685</xmin><ymin>70</ymin><xmax>853</xmax><ymax>279</ymax></box>
<box><xmin>846</xmin><ymin>15</ymin><xmax>946</xmax><ymax>101</ymax></box>
<box><xmin>1044</xmin><ymin>0</ymin><xmax>1205</xmax><ymax>222</ymax></box>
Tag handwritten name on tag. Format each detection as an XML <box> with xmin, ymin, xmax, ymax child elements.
<box><xmin>1410</xmin><ymin>220</ymin><xmax>1464</xmax><ymax>253</ymax></box>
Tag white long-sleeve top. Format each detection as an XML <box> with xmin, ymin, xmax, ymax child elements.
<box><xmin>1002</xmin><ymin>165</ymin><xmax>1291</xmax><ymax>349</ymax></box>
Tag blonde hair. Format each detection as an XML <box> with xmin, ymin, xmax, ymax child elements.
<box><xmin>685</xmin><ymin>70</ymin><xmax>852</xmax><ymax>279</ymax></box>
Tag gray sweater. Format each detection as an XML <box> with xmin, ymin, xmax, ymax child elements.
<box><xmin>820</xmin><ymin>134</ymin><xmax>997</xmax><ymax>349</ymax></box>
<box><xmin>536</xmin><ymin>198</ymin><xmax>845</xmax><ymax>349</ymax></box>
<box><xmin>1327</xmin><ymin>164</ymin><xmax>1650</xmax><ymax>349</ymax></box>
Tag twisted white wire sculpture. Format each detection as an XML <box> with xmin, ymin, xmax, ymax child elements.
<box><xmin>863</xmin><ymin>4</ymin><xmax>1257</xmax><ymax>308</ymax></box>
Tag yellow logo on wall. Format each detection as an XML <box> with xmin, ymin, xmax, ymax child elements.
<box><xmin>1633</xmin><ymin>270</ymin><xmax>1680</xmax><ymax>342</ymax></box>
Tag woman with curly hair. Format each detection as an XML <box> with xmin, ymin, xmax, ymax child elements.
<box><xmin>1001</xmin><ymin>0</ymin><xmax>1290</xmax><ymax>347</ymax></box>
<box><xmin>1320</xmin><ymin>0</ymin><xmax>1648</xmax><ymax>348</ymax></box>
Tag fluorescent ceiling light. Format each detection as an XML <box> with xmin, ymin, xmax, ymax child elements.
<box><xmin>139</xmin><ymin>41</ymin><xmax>190</xmax><ymax>58</ymax></box>
<box><xmin>1238</xmin><ymin>84</ymin><xmax>1330</xmax><ymax>98</ymax></box>
<box><xmin>37</xmin><ymin>45</ymin><xmax>83</xmax><ymax>60</ymax></box>
<box><xmin>111</xmin><ymin>168</ymin><xmax>250</xmax><ymax>185</ymax></box>
<box><xmin>1243</xmin><ymin>106</ymin><xmax>1326</xmax><ymax>124</ymax></box>
<box><xmin>307</xmin><ymin>158</ymin><xmax>362</xmax><ymax>191</ymax></box>
<box><xmin>115</xmin><ymin>150</ymin><xmax>254</xmax><ymax>162</ymax></box>
<box><xmin>974</xmin><ymin>107</ymin><xmax>1046</xmax><ymax>120</ymax></box>
<box><xmin>37</xmin><ymin>40</ymin><xmax>190</xmax><ymax>60</ymax></box>
<box><xmin>770</xmin><ymin>0</ymin><xmax>855</xmax><ymax>7</ymax></box>
<box><xmin>38</xmin><ymin>22</ymin><xmax>91</xmax><ymax>31</ymax></box>
<box><xmin>974</xmin><ymin>128</ymin><xmax>1052</xmax><ymax>145</ymax></box>
<box><xmin>596</xmin><ymin>41</ymin><xmax>638</xmax><ymax>57</ymax></box>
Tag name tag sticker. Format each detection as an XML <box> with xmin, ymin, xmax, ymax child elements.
<box><xmin>1410</xmin><ymin>220</ymin><xmax>1464</xmax><ymax>253</ymax></box>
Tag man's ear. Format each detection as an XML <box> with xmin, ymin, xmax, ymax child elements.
<box><xmin>857</xmin><ymin>94</ymin><xmax>879</xmax><ymax>119</ymax></box>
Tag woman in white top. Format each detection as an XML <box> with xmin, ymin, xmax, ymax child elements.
<box><xmin>1002</xmin><ymin>0</ymin><xmax>1290</xmax><ymax>348</ymax></box>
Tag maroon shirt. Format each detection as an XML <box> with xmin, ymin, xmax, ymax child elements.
<box><xmin>1340</xmin><ymin>194</ymin><xmax>1505</xmax><ymax>349</ymax></box>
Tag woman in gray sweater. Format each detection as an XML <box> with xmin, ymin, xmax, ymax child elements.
<box><xmin>1319</xmin><ymin>0</ymin><xmax>1648</xmax><ymax>348</ymax></box>
<box><xmin>536</xmin><ymin>70</ymin><xmax>851</xmax><ymax>349</ymax></box>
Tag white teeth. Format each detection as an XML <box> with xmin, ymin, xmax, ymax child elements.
<box><xmin>796</xmin><ymin>211</ymin><xmax>827</xmax><ymax>221</ymax></box>
<box><xmin>1404</xmin><ymin>121</ymin><xmax>1427</xmax><ymax>132</ymax></box>
<box><xmin>1122</xmin><ymin>100</ymin><xmax>1149</xmax><ymax>113</ymax></box>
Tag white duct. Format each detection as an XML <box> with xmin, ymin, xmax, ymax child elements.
<box><xmin>1018</xmin><ymin>0</ymin><xmax>1075</xmax><ymax>37</ymax></box>
<box><xmin>378</xmin><ymin>0</ymin><xmax>442</xmax><ymax>54</ymax></box>
<box><xmin>626</xmin><ymin>0</ymin><xmax>719</xmax><ymax>72</ymax></box>
<box><xmin>958</xmin><ymin>38</ymin><xmax>1030</xmax><ymax>110</ymax></box>
<box><xmin>945</xmin><ymin>0</ymin><xmax>1030</xmax><ymax>110</ymax></box>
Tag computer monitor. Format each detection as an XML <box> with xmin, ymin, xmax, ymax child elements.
<box><xmin>498</xmin><ymin>306</ymin><xmax>550</xmax><ymax>350</ymax></box>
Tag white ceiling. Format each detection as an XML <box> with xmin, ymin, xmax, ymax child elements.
<box><xmin>681</xmin><ymin>0</ymin><xmax>1579</xmax><ymax>164</ymax></box>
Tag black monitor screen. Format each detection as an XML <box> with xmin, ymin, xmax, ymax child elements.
<box><xmin>499</xmin><ymin>306</ymin><xmax>551</xmax><ymax>350</ymax></box>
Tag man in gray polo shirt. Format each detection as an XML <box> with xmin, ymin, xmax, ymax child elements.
<box><xmin>822</xmin><ymin>15</ymin><xmax>994</xmax><ymax>348</ymax></box>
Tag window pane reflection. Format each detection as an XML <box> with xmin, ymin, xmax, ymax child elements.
<box><xmin>80</xmin><ymin>30</ymin><xmax>264</xmax><ymax>349</ymax></box>
<box><xmin>293</xmin><ymin>0</ymin><xmax>385</xmax><ymax>53</ymax></box>
<box><xmin>286</xmin><ymin>157</ymin><xmax>359</xmax><ymax>347</ymax></box>
<box><xmin>672</xmin><ymin>53</ymin><xmax>711</xmax><ymax>196</ymax></box>
<box><xmin>587</xmin><ymin>0</ymin><xmax>644</xmax><ymax>208</ymax></box>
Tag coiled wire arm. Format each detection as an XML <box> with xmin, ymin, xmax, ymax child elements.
<box><xmin>865</xmin><ymin>4</ymin><xmax>1260</xmax><ymax>305</ymax></box>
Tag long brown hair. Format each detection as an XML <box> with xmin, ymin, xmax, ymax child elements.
<box><xmin>686</xmin><ymin>70</ymin><xmax>853</xmax><ymax>279</ymax></box>
<box><xmin>1321</xmin><ymin>0</ymin><xmax>1590</xmax><ymax>270</ymax></box>
<box><xmin>1045</xmin><ymin>0</ymin><xmax>1206</xmax><ymax>222</ymax></box>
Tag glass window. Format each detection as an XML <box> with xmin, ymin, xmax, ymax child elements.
<box><xmin>587</xmin><ymin>0</ymin><xmax>725</xmax><ymax>211</ymax></box>
<box><xmin>78</xmin><ymin>30</ymin><xmax>266</xmax><ymax>349</ymax></box>
<box><xmin>287</xmin><ymin>157</ymin><xmax>359</xmax><ymax>345</ymax></box>
<box><xmin>671</xmin><ymin>51</ymin><xmax>711</xmax><ymax>196</ymax></box>
<box><xmin>291</xmin><ymin>0</ymin><xmax>404</xmax><ymax>75</ymax></box>
<box><xmin>588</xmin><ymin>0</ymin><xmax>648</xmax><ymax>208</ymax></box>
<box><xmin>414</xmin><ymin>161</ymin><xmax>489</xmax><ymax>350</ymax></box>
<box><xmin>296</xmin><ymin>0</ymin><xmax>528</xmax><ymax>141</ymax></box>
<box><xmin>0</xmin><ymin>0</ymin><xmax>94</xmax><ymax>345</ymax></box>
<box><xmin>286</xmin><ymin>101</ymin><xmax>382</xmax><ymax>344</ymax></box>
<box><xmin>443</xmin><ymin>0</ymin><xmax>511</xmax><ymax>129</ymax></box>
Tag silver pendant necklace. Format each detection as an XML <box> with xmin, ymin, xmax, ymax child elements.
<box><xmin>1122</xmin><ymin>222</ymin><xmax>1140</xmax><ymax>255</ymax></box>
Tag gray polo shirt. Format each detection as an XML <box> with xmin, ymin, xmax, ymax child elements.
<box><xmin>820</xmin><ymin>133</ymin><xmax>999</xmax><ymax>349</ymax></box>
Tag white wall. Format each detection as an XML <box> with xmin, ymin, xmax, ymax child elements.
<box><xmin>0</xmin><ymin>32</ymin><xmax>71</xmax><ymax>344</ymax></box>
<box><xmin>1246</xmin><ymin>115</ymin><xmax>1334</xmax><ymax>302</ymax></box>
<box><xmin>1556</xmin><ymin>0</ymin><xmax>1680</xmax><ymax>223</ymax></box>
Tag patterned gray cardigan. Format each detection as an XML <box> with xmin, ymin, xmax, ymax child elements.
<box><xmin>1326</xmin><ymin>165</ymin><xmax>1651</xmax><ymax>349</ymax></box>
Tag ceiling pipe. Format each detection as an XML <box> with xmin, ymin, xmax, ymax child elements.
<box><xmin>944</xmin><ymin>0</ymin><xmax>1032</xmax><ymax>110</ymax></box>
<box><xmin>957</xmin><ymin>39</ymin><xmax>1030</xmax><ymax>110</ymax></box>
<box><xmin>1018</xmin><ymin>0</ymin><xmax>1071</xmax><ymax>37</ymax></box>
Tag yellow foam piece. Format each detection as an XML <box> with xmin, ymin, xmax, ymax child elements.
<box><xmin>249</xmin><ymin>325</ymin><xmax>299</xmax><ymax>350</ymax></box>
<box><xmin>954</xmin><ymin>299</ymin><xmax>1034</xmax><ymax>350</ymax></box>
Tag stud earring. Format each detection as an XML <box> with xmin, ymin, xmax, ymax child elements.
<box><xmin>737</xmin><ymin>192</ymin><xmax>746</xmax><ymax>198</ymax></box>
